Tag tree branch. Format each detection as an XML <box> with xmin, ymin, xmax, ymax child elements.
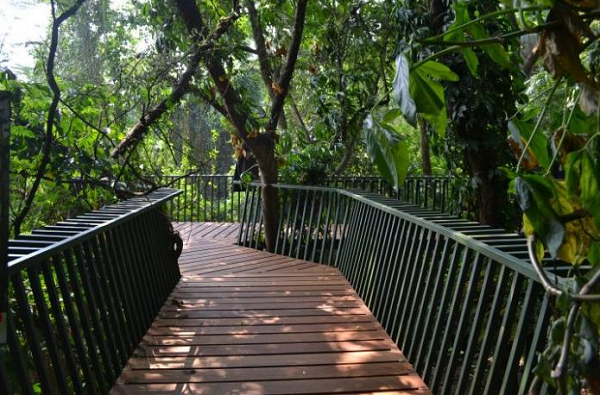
<box><xmin>246</xmin><ymin>0</ymin><xmax>275</xmax><ymax>95</ymax></box>
<box><xmin>11</xmin><ymin>0</ymin><xmax>86</xmax><ymax>235</ymax></box>
<box><xmin>110</xmin><ymin>9</ymin><xmax>241</xmax><ymax>158</ymax></box>
<box><xmin>264</xmin><ymin>0</ymin><xmax>308</xmax><ymax>133</ymax></box>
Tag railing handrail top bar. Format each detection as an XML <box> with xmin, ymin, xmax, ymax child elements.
<box><xmin>8</xmin><ymin>188</ymin><xmax>182</xmax><ymax>272</ymax></box>
<box><xmin>247</xmin><ymin>181</ymin><xmax>554</xmax><ymax>283</ymax></box>
<box><xmin>153</xmin><ymin>174</ymin><xmax>234</xmax><ymax>177</ymax></box>
<box><xmin>325</xmin><ymin>175</ymin><xmax>451</xmax><ymax>179</ymax></box>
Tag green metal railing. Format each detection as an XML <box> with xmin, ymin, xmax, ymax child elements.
<box><xmin>324</xmin><ymin>175</ymin><xmax>460</xmax><ymax>214</ymax></box>
<box><xmin>153</xmin><ymin>175</ymin><xmax>243</xmax><ymax>222</ymax></box>
<box><xmin>0</xmin><ymin>188</ymin><xmax>181</xmax><ymax>394</ymax></box>
<box><xmin>155</xmin><ymin>174</ymin><xmax>459</xmax><ymax>224</ymax></box>
<box><xmin>238</xmin><ymin>183</ymin><xmax>556</xmax><ymax>395</ymax></box>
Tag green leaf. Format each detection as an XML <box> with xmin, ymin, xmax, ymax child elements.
<box><xmin>508</xmin><ymin>119</ymin><xmax>551</xmax><ymax>169</ymax></box>
<box><xmin>392</xmin><ymin>54</ymin><xmax>417</xmax><ymax>127</ymax></box>
<box><xmin>446</xmin><ymin>2</ymin><xmax>511</xmax><ymax>70</ymax></box>
<box><xmin>363</xmin><ymin>115</ymin><xmax>409</xmax><ymax>191</ymax></box>
<box><xmin>409</xmin><ymin>68</ymin><xmax>448</xmax><ymax>136</ymax></box>
<box><xmin>580</xmin><ymin>152</ymin><xmax>600</xmax><ymax>229</ymax></box>
<box><xmin>565</xmin><ymin>150</ymin><xmax>582</xmax><ymax>195</ymax></box>
<box><xmin>516</xmin><ymin>176</ymin><xmax>565</xmax><ymax>258</ymax></box>
<box><xmin>461</xmin><ymin>48</ymin><xmax>479</xmax><ymax>76</ymax></box>
<box><xmin>418</xmin><ymin>61</ymin><xmax>459</xmax><ymax>81</ymax></box>
<box><xmin>12</xmin><ymin>125</ymin><xmax>36</xmax><ymax>139</ymax></box>
<box><xmin>588</xmin><ymin>241</ymin><xmax>600</xmax><ymax>265</ymax></box>
<box><xmin>468</xmin><ymin>23</ymin><xmax>511</xmax><ymax>69</ymax></box>
<box><xmin>382</xmin><ymin>108</ymin><xmax>402</xmax><ymax>124</ymax></box>
<box><xmin>422</xmin><ymin>110</ymin><xmax>448</xmax><ymax>138</ymax></box>
<box><xmin>409</xmin><ymin>70</ymin><xmax>445</xmax><ymax>115</ymax></box>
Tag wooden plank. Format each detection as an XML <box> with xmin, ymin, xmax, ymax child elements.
<box><xmin>142</xmin><ymin>330</ymin><xmax>389</xmax><ymax>345</ymax></box>
<box><xmin>147</xmin><ymin>322</ymin><xmax>382</xmax><ymax>336</ymax></box>
<box><xmin>119</xmin><ymin>362</ymin><xmax>415</xmax><ymax>383</ymax></box>
<box><xmin>126</xmin><ymin>351</ymin><xmax>407</xmax><ymax>369</ymax></box>
<box><xmin>153</xmin><ymin>315</ymin><xmax>377</xmax><ymax>327</ymax></box>
<box><xmin>138</xmin><ymin>339</ymin><xmax>399</xmax><ymax>357</ymax></box>
<box><xmin>111</xmin><ymin>376</ymin><xmax>428</xmax><ymax>394</ymax></box>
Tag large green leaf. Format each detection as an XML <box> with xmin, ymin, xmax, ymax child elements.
<box><xmin>409</xmin><ymin>71</ymin><xmax>445</xmax><ymax>115</ymax></box>
<box><xmin>408</xmin><ymin>61</ymin><xmax>456</xmax><ymax>136</ymax></box>
<box><xmin>418</xmin><ymin>61</ymin><xmax>459</xmax><ymax>81</ymax></box>
<box><xmin>363</xmin><ymin>115</ymin><xmax>409</xmax><ymax>191</ymax></box>
<box><xmin>392</xmin><ymin>54</ymin><xmax>417</xmax><ymax>127</ymax></box>
<box><xmin>516</xmin><ymin>175</ymin><xmax>565</xmax><ymax>258</ymax></box>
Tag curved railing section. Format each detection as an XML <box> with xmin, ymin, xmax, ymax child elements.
<box><xmin>148</xmin><ymin>174</ymin><xmax>459</xmax><ymax>223</ymax></box>
<box><xmin>238</xmin><ymin>183</ymin><xmax>556</xmax><ymax>395</ymax></box>
<box><xmin>0</xmin><ymin>189</ymin><xmax>182</xmax><ymax>394</ymax></box>
<box><xmin>150</xmin><ymin>174</ymin><xmax>243</xmax><ymax>222</ymax></box>
<box><xmin>323</xmin><ymin>175</ymin><xmax>460</xmax><ymax>214</ymax></box>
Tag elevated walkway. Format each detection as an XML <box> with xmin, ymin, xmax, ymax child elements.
<box><xmin>111</xmin><ymin>222</ymin><xmax>431</xmax><ymax>395</ymax></box>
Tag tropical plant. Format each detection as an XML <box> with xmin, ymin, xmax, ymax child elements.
<box><xmin>386</xmin><ymin>0</ymin><xmax>600</xmax><ymax>391</ymax></box>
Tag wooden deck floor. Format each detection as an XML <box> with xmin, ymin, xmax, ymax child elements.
<box><xmin>111</xmin><ymin>222</ymin><xmax>431</xmax><ymax>395</ymax></box>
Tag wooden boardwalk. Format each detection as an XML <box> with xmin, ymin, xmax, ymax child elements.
<box><xmin>111</xmin><ymin>223</ymin><xmax>431</xmax><ymax>395</ymax></box>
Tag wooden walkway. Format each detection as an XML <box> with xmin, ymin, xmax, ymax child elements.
<box><xmin>111</xmin><ymin>223</ymin><xmax>431</xmax><ymax>395</ymax></box>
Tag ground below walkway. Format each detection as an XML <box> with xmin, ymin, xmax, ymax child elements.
<box><xmin>111</xmin><ymin>222</ymin><xmax>431</xmax><ymax>395</ymax></box>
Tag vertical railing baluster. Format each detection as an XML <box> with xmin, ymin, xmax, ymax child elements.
<box><xmin>371</xmin><ymin>216</ymin><xmax>401</xmax><ymax>318</ymax></box>
<box><xmin>90</xmin><ymin>237</ymin><xmax>128</xmax><ymax>364</ymax></box>
<box><xmin>467</xmin><ymin>266</ymin><xmax>510</xmax><ymax>395</ymax></box>
<box><xmin>310</xmin><ymin>190</ymin><xmax>325</xmax><ymax>263</ymax></box>
<box><xmin>64</xmin><ymin>248</ymin><xmax>109</xmax><ymax>392</ymax></box>
<box><xmin>319</xmin><ymin>191</ymin><xmax>334</xmax><ymax>265</ymax></box>
<box><xmin>429</xmin><ymin>249</ymin><xmax>477</xmax><ymax>391</ymax></box>
<box><xmin>6</xmin><ymin>308</ymin><xmax>34</xmax><ymax>394</ymax></box>
<box><xmin>499</xmin><ymin>280</ymin><xmax>537</xmax><ymax>394</ymax></box>
<box><xmin>517</xmin><ymin>293</ymin><xmax>550</xmax><ymax>395</ymax></box>
<box><xmin>52</xmin><ymin>253</ymin><xmax>98</xmax><ymax>394</ymax></box>
<box><xmin>413</xmin><ymin>237</ymin><xmax>453</xmax><ymax>371</ymax></box>
<box><xmin>295</xmin><ymin>190</ymin><xmax>310</xmax><ymax>259</ymax></box>
<box><xmin>12</xmin><ymin>272</ymin><xmax>56</xmax><ymax>394</ymax></box>
<box><xmin>274</xmin><ymin>190</ymin><xmax>287</xmax><ymax>254</ymax></box>
<box><xmin>422</xmin><ymin>244</ymin><xmax>466</xmax><ymax>382</ymax></box>
<box><xmin>42</xmin><ymin>258</ymin><xmax>86</xmax><ymax>393</ymax></box>
<box><xmin>80</xmin><ymin>242</ymin><xmax>122</xmax><ymax>377</ymax></box>
<box><xmin>482</xmin><ymin>273</ymin><xmax>524</xmax><ymax>394</ymax></box>
<box><xmin>393</xmin><ymin>226</ymin><xmax>430</xmax><ymax>346</ymax></box>
<box><xmin>287</xmin><ymin>190</ymin><xmax>302</xmax><ymax>257</ymax></box>
<box><xmin>303</xmin><ymin>191</ymin><xmax>317</xmax><ymax>261</ymax></box>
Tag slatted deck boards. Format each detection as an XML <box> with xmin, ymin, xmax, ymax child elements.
<box><xmin>111</xmin><ymin>223</ymin><xmax>432</xmax><ymax>395</ymax></box>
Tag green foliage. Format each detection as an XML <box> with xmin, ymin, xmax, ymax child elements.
<box><xmin>393</xmin><ymin>0</ymin><xmax>600</xmax><ymax>390</ymax></box>
<box><xmin>363</xmin><ymin>114</ymin><xmax>409</xmax><ymax>191</ymax></box>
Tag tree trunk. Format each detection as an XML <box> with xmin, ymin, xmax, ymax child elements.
<box><xmin>248</xmin><ymin>135</ymin><xmax>279</xmax><ymax>252</ymax></box>
<box><xmin>418</xmin><ymin>117</ymin><xmax>432</xmax><ymax>176</ymax></box>
<box><xmin>464</xmin><ymin>143</ymin><xmax>507</xmax><ymax>227</ymax></box>
<box><xmin>335</xmin><ymin>132</ymin><xmax>358</xmax><ymax>175</ymax></box>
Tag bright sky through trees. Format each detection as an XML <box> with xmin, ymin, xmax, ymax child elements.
<box><xmin>0</xmin><ymin>0</ymin><xmax>50</xmax><ymax>75</ymax></box>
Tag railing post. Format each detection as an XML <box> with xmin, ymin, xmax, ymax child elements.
<box><xmin>0</xmin><ymin>91</ymin><xmax>10</xmax><ymax>345</ymax></box>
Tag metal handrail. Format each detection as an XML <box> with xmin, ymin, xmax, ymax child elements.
<box><xmin>8</xmin><ymin>189</ymin><xmax>181</xmax><ymax>271</ymax></box>
<box><xmin>240</xmin><ymin>182</ymin><xmax>547</xmax><ymax>281</ymax></box>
